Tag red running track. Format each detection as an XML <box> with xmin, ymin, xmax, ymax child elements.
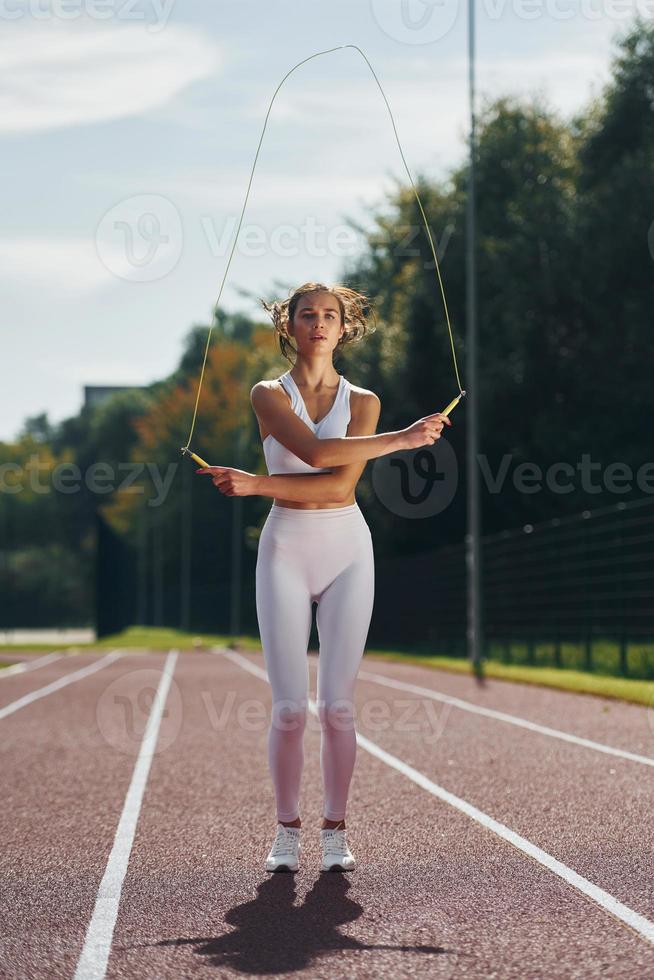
<box><xmin>1</xmin><ymin>648</ymin><xmax>653</xmax><ymax>979</ymax></box>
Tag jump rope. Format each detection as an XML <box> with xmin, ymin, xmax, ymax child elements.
<box><xmin>180</xmin><ymin>44</ymin><xmax>466</xmax><ymax>471</ymax></box>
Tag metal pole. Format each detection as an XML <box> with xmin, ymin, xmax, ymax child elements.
<box><xmin>229</xmin><ymin>428</ymin><xmax>245</xmax><ymax>639</ymax></box>
<box><xmin>466</xmin><ymin>0</ymin><xmax>483</xmax><ymax>676</ymax></box>
<box><xmin>137</xmin><ymin>501</ymin><xmax>148</xmax><ymax>625</ymax></box>
<box><xmin>153</xmin><ymin>509</ymin><xmax>163</xmax><ymax>628</ymax></box>
<box><xmin>180</xmin><ymin>458</ymin><xmax>191</xmax><ymax>631</ymax></box>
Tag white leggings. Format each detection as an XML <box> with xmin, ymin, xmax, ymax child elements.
<box><xmin>255</xmin><ymin>501</ymin><xmax>375</xmax><ymax>822</ymax></box>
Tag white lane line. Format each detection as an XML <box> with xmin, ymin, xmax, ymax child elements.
<box><xmin>217</xmin><ymin>648</ymin><xmax>654</xmax><ymax>948</ymax></box>
<box><xmin>0</xmin><ymin>651</ymin><xmax>123</xmax><ymax>720</ymax></box>
<box><xmin>74</xmin><ymin>649</ymin><xmax>178</xmax><ymax>980</ymax></box>
<box><xmin>0</xmin><ymin>651</ymin><xmax>65</xmax><ymax>678</ymax></box>
<box><xmin>357</xmin><ymin>668</ymin><xmax>654</xmax><ymax>768</ymax></box>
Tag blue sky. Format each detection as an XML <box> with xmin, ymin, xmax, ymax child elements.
<box><xmin>0</xmin><ymin>0</ymin><xmax>635</xmax><ymax>441</ymax></box>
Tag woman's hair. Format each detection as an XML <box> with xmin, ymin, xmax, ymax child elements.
<box><xmin>260</xmin><ymin>281</ymin><xmax>376</xmax><ymax>363</ymax></box>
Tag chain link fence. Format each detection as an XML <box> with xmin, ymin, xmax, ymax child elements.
<box><xmin>372</xmin><ymin>495</ymin><xmax>654</xmax><ymax>679</ymax></box>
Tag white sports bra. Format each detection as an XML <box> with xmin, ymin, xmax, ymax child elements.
<box><xmin>262</xmin><ymin>370</ymin><xmax>352</xmax><ymax>475</ymax></box>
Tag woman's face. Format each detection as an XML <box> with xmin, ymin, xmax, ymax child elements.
<box><xmin>289</xmin><ymin>292</ymin><xmax>344</xmax><ymax>354</ymax></box>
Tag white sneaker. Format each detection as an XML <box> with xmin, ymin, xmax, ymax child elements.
<box><xmin>265</xmin><ymin>823</ymin><xmax>302</xmax><ymax>872</ymax></box>
<box><xmin>320</xmin><ymin>827</ymin><xmax>356</xmax><ymax>871</ymax></box>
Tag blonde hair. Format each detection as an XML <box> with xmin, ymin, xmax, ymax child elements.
<box><xmin>260</xmin><ymin>281</ymin><xmax>376</xmax><ymax>363</ymax></box>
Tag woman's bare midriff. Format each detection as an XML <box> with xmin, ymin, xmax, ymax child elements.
<box><xmin>269</xmin><ymin>494</ymin><xmax>356</xmax><ymax>510</ymax></box>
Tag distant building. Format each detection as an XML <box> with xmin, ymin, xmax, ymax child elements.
<box><xmin>83</xmin><ymin>385</ymin><xmax>145</xmax><ymax>410</ymax></box>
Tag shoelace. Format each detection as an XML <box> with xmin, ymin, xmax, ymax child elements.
<box><xmin>272</xmin><ymin>828</ymin><xmax>300</xmax><ymax>856</ymax></box>
<box><xmin>322</xmin><ymin>830</ymin><xmax>349</xmax><ymax>856</ymax></box>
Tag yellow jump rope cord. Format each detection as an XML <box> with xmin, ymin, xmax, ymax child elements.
<box><xmin>182</xmin><ymin>43</ymin><xmax>465</xmax><ymax>462</ymax></box>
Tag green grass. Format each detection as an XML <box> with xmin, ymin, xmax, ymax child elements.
<box><xmin>0</xmin><ymin>627</ymin><xmax>236</xmax><ymax>653</ymax></box>
<box><xmin>1</xmin><ymin>627</ymin><xmax>653</xmax><ymax>707</ymax></box>
<box><xmin>91</xmin><ymin>627</ymin><xmax>238</xmax><ymax>649</ymax></box>
<box><xmin>486</xmin><ymin>639</ymin><xmax>654</xmax><ymax>680</ymax></box>
<box><xmin>360</xmin><ymin>650</ymin><xmax>654</xmax><ymax>708</ymax></box>
<box><xmin>0</xmin><ymin>644</ymin><xmax>75</xmax><ymax>653</ymax></box>
<box><xmin>219</xmin><ymin>636</ymin><xmax>654</xmax><ymax>707</ymax></box>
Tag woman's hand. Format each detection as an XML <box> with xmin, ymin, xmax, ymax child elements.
<box><xmin>399</xmin><ymin>412</ymin><xmax>452</xmax><ymax>451</ymax></box>
<box><xmin>195</xmin><ymin>465</ymin><xmax>260</xmax><ymax>496</ymax></box>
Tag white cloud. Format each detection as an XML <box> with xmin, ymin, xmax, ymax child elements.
<box><xmin>472</xmin><ymin>52</ymin><xmax>610</xmax><ymax>116</ymax></box>
<box><xmin>153</xmin><ymin>172</ymin><xmax>399</xmax><ymax>210</ymax></box>
<box><xmin>0</xmin><ymin>237</ymin><xmax>110</xmax><ymax>291</ymax></box>
<box><xmin>240</xmin><ymin>48</ymin><xmax>609</xmax><ymax>137</ymax></box>
<box><xmin>145</xmin><ymin>72</ymin><xmax>468</xmax><ymax>208</ymax></box>
<box><xmin>0</xmin><ymin>19</ymin><xmax>221</xmax><ymax>133</ymax></box>
<box><xmin>0</xmin><ymin>230</ymin><xmax>186</xmax><ymax>291</ymax></box>
<box><xmin>32</xmin><ymin>352</ymin><xmax>149</xmax><ymax>386</ymax></box>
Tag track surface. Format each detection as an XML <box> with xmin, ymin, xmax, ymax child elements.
<box><xmin>1</xmin><ymin>647</ymin><xmax>653</xmax><ymax>979</ymax></box>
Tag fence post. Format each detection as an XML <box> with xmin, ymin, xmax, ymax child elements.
<box><xmin>617</xmin><ymin>502</ymin><xmax>628</xmax><ymax>676</ymax></box>
<box><xmin>527</xmin><ymin>638</ymin><xmax>535</xmax><ymax>666</ymax></box>
<box><xmin>554</xmin><ymin>634</ymin><xmax>562</xmax><ymax>669</ymax></box>
<box><xmin>582</xmin><ymin>511</ymin><xmax>593</xmax><ymax>672</ymax></box>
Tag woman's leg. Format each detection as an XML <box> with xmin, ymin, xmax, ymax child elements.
<box><xmin>256</xmin><ymin>524</ymin><xmax>313</xmax><ymax>826</ymax></box>
<box><xmin>315</xmin><ymin>527</ymin><xmax>375</xmax><ymax>826</ymax></box>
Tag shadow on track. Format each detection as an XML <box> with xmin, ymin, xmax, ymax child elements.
<box><xmin>127</xmin><ymin>872</ymin><xmax>456</xmax><ymax>974</ymax></box>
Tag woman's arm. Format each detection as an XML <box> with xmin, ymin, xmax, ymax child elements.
<box><xmin>198</xmin><ymin>393</ymin><xmax>384</xmax><ymax>501</ymax></box>
<box><xmin>312</xmin><ymin>404</ymin><xmax>451</xmax><ymax>466</ymax></box>
<box><xmin>311</xmin><ymin>430</ymin><xmax>401</xmax><ymax>468</ymax></box>
<box><xmin>196</xmin><ymin>464</ymin><xmax>345</xmax><ymax>501</ymax></box>
<box><xmin>254</xmin><ymin>471</ymin><xmax>348</xmax><ymax>503</ymax></box>
<box><xmin>197</xmin><ymin>390</ymin><xmax>447</xmax><ymax>500</ymax></box>
<box><xmin>251</xmin><ymin>383</ymin><xmax>447</xmax><ymax>469</ymax></box>
<box><xmin>255</xmin><ymin>391</ymin><xmax>383</xmax><ymax>503</ymax></box>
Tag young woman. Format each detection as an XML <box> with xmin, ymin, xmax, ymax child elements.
<box><xmin>197</xmin><ymin>281</ymin><xmax>450</xmax><ymax>872</ymax></box>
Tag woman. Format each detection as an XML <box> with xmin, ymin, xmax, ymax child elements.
<box><xmin>197</xmin><ymin>281</ymin><xmax>450</xmax><ymax>872</ymax></box>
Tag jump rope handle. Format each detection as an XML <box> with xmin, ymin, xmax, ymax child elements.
<box><xmin>180</xmin><ymin>446</ymin><xmax>211</xmax><ymax>469</ymax></box>
<box><xmin>440</xmin><ymin>390</ymin><xmax>467</xmax><ymax>417</ymax></box>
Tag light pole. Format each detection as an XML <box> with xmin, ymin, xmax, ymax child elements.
<box><xmin>137</xmin><ymin>500</ymin><xmax>148</xmax><ymax>626</ymax></box>
<box><xmin>229</xmin><ymin>427</ymin><xmax>247</xmax><ymax>640</ymax></box>
<box><xmin>466</xmin><ymin>0</ymin><xmax>483</xmax><ymax>675</ymax></box>
<box><xmin>180</xmin><ymin>456</ymin><xmax>192</xmax><ymax>632</ymax></box>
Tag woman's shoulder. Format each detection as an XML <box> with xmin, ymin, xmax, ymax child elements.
<box><xmin>250</xmin><ymin>376</ymin><xmax>293</xmax><ymax>417</ymax></box>
<box><xmin>346</xmin><ymin>382</ymin><xmax>381</xmax><ymax>421</ymax></box>
<box><xmin>250</xmin><ymin>374</ymin><xmax>289</xmax><ymax>399</ymax></box>
<box><xmin>346</xmin><ymin>381</ymin><xmax>380</xmax><ymax>406</ymax></box>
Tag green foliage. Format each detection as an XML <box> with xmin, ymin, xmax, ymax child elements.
<box><xmin>1</xmin><ymin>543</ymin><xmax>91</xmax><ymax>626</ymax></box>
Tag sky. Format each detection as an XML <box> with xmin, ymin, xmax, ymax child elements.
<box><xmin>0</xmin><ymin>0</ymin><xmax>638</xmax><ymax>441</ymax></box>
